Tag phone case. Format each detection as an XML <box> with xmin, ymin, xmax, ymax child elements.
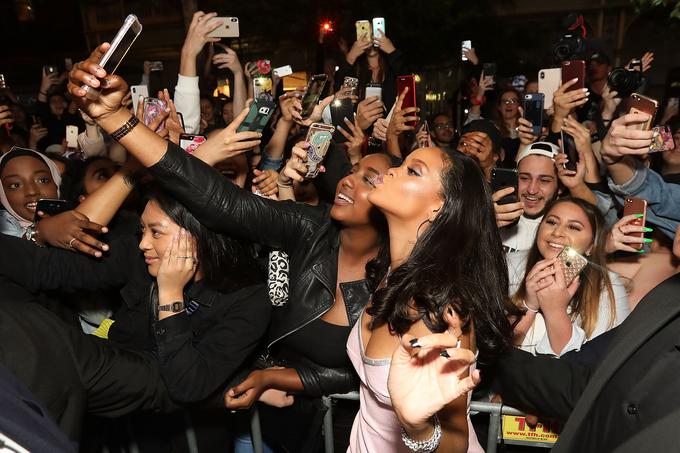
<box><xmin>179</xmin><ymin>134</ymin><xmax>207</xmax><ymax>154</ymax></box>
<box><xmin>237</xmin><ymin>99</ymin><xmax>276</xmax><ymax>133</ymax></box>
<box><xmin>561</xmin><ymin>60</ymin><xmax>585</xmax><ymax>92</ymax></box>
<box><xmin>372</xmin><ymin>18</ymin><xmax>385</xmax><ymax>40</ymax></box>
<box><xmin>342</xmin><ymin>77</ymin><xmax>359</xmax><ymax>97</ymax></box>
<box><xmin>273</xmin><ymin>65</ymin><xmax>293</xmax><ymax>78</ymax></box>
<box><xmin>650</xmin><ymin>126</ymin><xmax>675</xmax><ymax>152</ymax></box>
<box><xmin>538</xmin><ymin>68</ymin><xmax>561</xmax><ymax>110</ymax></box>
<box><xmin>628</xmin><ymin>93</ymin><xmax>658</xmax><ymax>131</ymax></box>
<box><xmin>461</xmin><ymin>40</ymin><xmax>472</xmax><ymax>61</ymax></box>
<box><xmin>623</xmin><ymin>197</ymin><xmax>648</xmax><ymax>249</ymax></box>
<box><xmin>331</xmin><ymin>98</ymin><xmax>355</xmax><ymax>143</ymax></box>
<box><xmin>556</xmin><ymin>247</ymin><xmax>588</xmax><ymax>286</ymax></box>
<box><xmin>490</xmin><ymin>168</ymin><xmax>519</xmax><ymax>205</ymax></box>
<box><xmin>206</xmin><ymin>17</ymin><xmax>240</xmax><ymax>38</ymax></box>
<box><xmin>396</xmin><ymin>75</ymin><xmax>417</xmax><ymax>126</ymax></box>
<box><xmin>304</xmin><ymin>123</ymin><xmax>336</xmax><ymax>178</ymax></box>
<box><xmin>65</xmin><ymin>125</ymin><xmax>78</xmax><ymax>149</ymax></box>
<box><xmin>143</xmin><ymin>98</ymin><xmax>167</xmax><ymax>130</ymax></box>
<box><xmin>130</xmin><ymin>85</ymin><xmax>149</xmax><ymax>113</ymax></box>
<box><xmin>560</xmin><ymin>130</ymin><xmax>579</xmax><ymax>171</ymax></box>
<box><xmin>523</xmin><ymin>93</ymin><xmax>544</xmax><ymax>135</ymax></box>
<box><xmin>483</xmin><ymin>63</ymin><xmax>497</xmax><ymax>78</ymax></box>
<box><xmin>84</xmin><ymin>14</ymin><xmax>142</xmax><ymax>100</ymax></box>
<box><xmin>355</xmin><ymin>20</ymin><xmax>371</xmax><ymax>41</ymax></box>
<box><xmin>34</xmin><ymin>199</ymin><xmax>75</xmax><ymax>222</ymax></box>
<box><xmin>300</xmin><ymin>74</ymin><xmax>328</xmax><ymax>119</ymax></box>
<box><xmin>253</xmin><ymin>76</ymin><xmax>274</xmax><ymax>101</ymax></box>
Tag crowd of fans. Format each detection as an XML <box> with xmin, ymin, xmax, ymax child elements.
<box><xmin>0</xmin><ymin>8</ymin><xmax>679</xmax><ymax>453</ymax></box>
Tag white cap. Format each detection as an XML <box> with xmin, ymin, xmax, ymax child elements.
<box><xmin>516</xmin><ymin>142</ymin><xmax>559</xmax><ymax>163</ymax></box>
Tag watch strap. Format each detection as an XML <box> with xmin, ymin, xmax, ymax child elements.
<box><xmin>110</xmin><ymin>115</ymin><xmax>140</xmax><ymax>141</ymax></box>
<box><xmin>158</xmin><ymin>301</ymin><xmax>186</xmax><ymax>313</ymax></box>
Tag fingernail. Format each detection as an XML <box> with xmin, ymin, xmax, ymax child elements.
<box><xmin>635</xmin><ymin>214</ymin><xmax>644</xmax><ymax>218</ymax></box>
<box><xmin>638</xmin><ymin>249</ymin><xmax>646</xmax><ymax>254</ymax></box>
<box><xmin>409</xmin><ymin>338</ymin><xmax>421</xmax><ymax>348</ymax></box>
<box><xmin>456</xmin><ymin>340</ymin><xmax>461</xmax><ymax>348</ymax></box>
<box><xmin>440</xmin><ymin>350</ymin><xmax>451</xmax><ymax>359</ymax></box>
<box><xmin>643</xmin><ymin>227</ymin><xmax>653</xmax><ymax>232</ymax></box>
<box><xmin>644</xmin><ymin>238</ymin><xmax>653</xmax><ymax>243</ymax></box>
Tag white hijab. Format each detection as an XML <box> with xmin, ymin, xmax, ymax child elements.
<box><xmin>0</xmin><ymin>147</ymin><xmax>62</xmax><ymax>229</ymax></box>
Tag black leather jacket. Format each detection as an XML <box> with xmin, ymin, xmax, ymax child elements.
<box><xmin>149</xmin><ymin>142</ymin><xmax>372</xmax><ymax>396</ymax></box>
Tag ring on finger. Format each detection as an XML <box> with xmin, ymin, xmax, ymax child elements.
<box><xmin>69</xmin><ymin>237</ymin><xmax>77</xmax><ymax>248</ymax></box>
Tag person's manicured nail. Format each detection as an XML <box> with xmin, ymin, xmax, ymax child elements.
<box><xmin>644</xmin><ymin>238</ymin><xmax>653</xmax><ymax>243</ymax></box>
<box><xmin>638</xmin><ymin>249</ymin><xmax>646</xmax><ymax>254</ymax></box>
<box><xmin>635</xmin><ymin>213</ymin><xmax>644</xmax><ymax>218</ymax></box>
<box><xmin>440</xmin><ymin>350</ymin><xmax>451</xmax><ymax>359</ymax></box>
<box><xmin>643</xmin><ymin>227</ymin><xmax>653</xmax><ymax>232</ymax></box>
<box><xmin>409</xmin><ymin>338</ymin><xmax>421</xmax><ymax>348</ymax></box>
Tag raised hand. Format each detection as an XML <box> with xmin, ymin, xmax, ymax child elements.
<box><xmin>337</xmin><ymin>117</ymin><xmax>366</xmax><ymax>164</ymax></box>
<box><xmin>387</xmin><ymin>87</ymin><xmax>419</xmax><ymax>138</ymax></box>
<box><xmin>346</xmin><ymin>34</ymin><xmax>373</xmax><ymax>65</ymax></box>
<box><xmin>552</xmin><ymin>79</ymin><xmax>589</xmax><ymax>124</ymax></box>
<box><xmin>156</xmin><ymin>229</ymin><xmax>197</xmax><ymax>305</ymax></box>
<box><xmin>356</xmin><ymin>96</ymin><xmax>384</xmax><ymax>130</ymax></box>
<box><xmin>35</xmin><ymin>210</ymin><xmax>109</xmax><ymax>258</ymax></box>
<box><xmin>373</xmin><ymin>29</ymin><xmax>396</xmax><ymax>54</ymax></box>
<box><xmin>605</xmin><ymin>213</ymin><xmax>652</xmax><ymax>254</ymax></box>
<box><xmin>492</xmin><ymin>187</ymin><xmax>524</xmax><ymax>228</ymax></box>
<box><xmin>279</xmin><ymin>141</ymin><xmax>313</xmax><ymax>186</ymax></box>
<box><xmin>252</xmin><ymin>169</ymin><xmax>279</xmax><ymax>197</ymax></box>
<box><xmin>182</xmin><ymin>12</ymin><xmax>222</xmax><ymax>58</ymax></box>
<box><xmin>212</xmin><ymin>44</ymin><xmax>243</xmax><ymax>75</ymax></box>
<box><xmin>290</xmin><ymin>94</ymin><xmax>334</xmax><ymax>126</ymax></box>
<box><xmin>0</xmin><ymin>105</ymin><xmax>14</xmax><ymax>128</ymax></box>
<box><xmin>600</xmin><ymin>113</ymin><xmax>654</xmax><ymax>164</ymax></box>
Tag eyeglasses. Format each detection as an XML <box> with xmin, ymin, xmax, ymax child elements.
<box><xmin>502</xmin><ymin>98</ymin><xmax>519</xmax><ymax>105</ymax></box>
<box><xmin>433</xmin><ymin>123</ymin><xmax>454</xmax><ymax>130</ymax></box>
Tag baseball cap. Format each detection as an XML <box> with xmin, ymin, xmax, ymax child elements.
<box><xmin>516</xmin><ymin>141</ymin><xmax>559</xmax><ymax>163</ymax></box>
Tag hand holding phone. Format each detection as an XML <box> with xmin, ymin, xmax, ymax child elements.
<box><xmin>299</xmin><ymin>74</ymin><xmax>328</xmax><ymax>119</ymax></box>
<box><xmin>523</xmin><ymin>93</ymin><xmax>544</xmax><ymax>136</ymax></box>
<box><xmin>237</xmin><ymin>99</ymin><xmax>276</xmax><ymax>133</ymax></box>
<box><xmin>490</xmin><ymin>168</ymin><xmax>519</xmax><ymax>205</ymax></box>
<box><xmin>461</xmin><ymin>40</ymin><xmax>472</xmax><ymax>61</ymax></box>
<box><xmin>622</xmin><ymin>197</ymin><xmax>648</xmax><ymax>251</ymax></box>
<box><xmin>555</xmin><ymin>247</ymin><xmax>588</xmax><ymax>286</ymax></box>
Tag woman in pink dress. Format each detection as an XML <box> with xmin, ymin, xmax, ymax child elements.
<box><xmin>346</xmin><ymin>128</ymin><xmax>520</xmax><ymax>452</ymax></box>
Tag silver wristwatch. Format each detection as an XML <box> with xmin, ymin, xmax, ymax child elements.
<box><xmin>400</xmin><ymin>415</ymin><xmax>442</xmax><ymax>453</ymax></box>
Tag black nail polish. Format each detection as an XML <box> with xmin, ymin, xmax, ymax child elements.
<box><xmin>409</xmin><ymin>338</ymin><xmax>421</xmax><ymax>348</ymax></box>
<box><xmin>440</xmin><ymin>350</ymin><xmax>451</xmax><ymax>359</ymax></box>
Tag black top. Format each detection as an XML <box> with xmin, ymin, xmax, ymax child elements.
<box><xmin>0</xmin><ymin>232</ymin><xmax>271</xmax><ymax>403</ymax></box>
<box><xmin>281</xmin><ymin>318</ymin><xmax>352</xmax><ymax>369</ymax></box>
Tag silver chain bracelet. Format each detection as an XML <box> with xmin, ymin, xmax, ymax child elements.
<box><xmin>400</xmin><ymin>415</ymin><xmax>442</xmax><ymax>453</ymax></box>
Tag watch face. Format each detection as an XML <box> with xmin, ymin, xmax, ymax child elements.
<box><xmin>171</xmin><ymin>301</ymin><xmax>184</xmax><ymax>312</ymax></box>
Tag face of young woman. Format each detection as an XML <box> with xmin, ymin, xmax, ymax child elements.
<box><xmin>330</xmin><ymin>153</ymin><xmax>392</xmax><ymax>226</ymax></box>
<box><xmin>83</xmin><ymin>159</ymin><xmax>118</xmax><ymax>196</ymax></box>
<box><xmin>536</xmin><ymin>201</ymin><xmax>595</xmax><ymax>259</ymax></box>
<box><xmin>1</xmin><ymin>156</ymin><xmax>58</xmax><ymax>222</ymax></box>
<box><xmin>367</xmin><ymin>147</ymin><xmax>445</xmax><ymax>223</ymax></box>
<box><xmin>498</xmin><ymin>91</ymin><xmax>520</xmax><ymax>121</ymax></box>
<box><xmin>138</xmin><ymin>201</ymin><xmax>185</xmax><ymax>277</ymax></box>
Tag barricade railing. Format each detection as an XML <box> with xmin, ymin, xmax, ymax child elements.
<box><xmin>250</xmin><ymin>392</ymin><xmax>550</xmax><ymax>453</ymax></box>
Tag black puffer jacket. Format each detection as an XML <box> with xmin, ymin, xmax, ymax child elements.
<box><xmin>149</xmin><ymin>142</ymin><xmax>373</xmax><ymax>396</ymax></box>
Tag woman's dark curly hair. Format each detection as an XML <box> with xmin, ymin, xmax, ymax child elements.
<box><xmin>366</xmin><ymin>150</ymin><xmax>521</xmax><ymax>359</ymax></box>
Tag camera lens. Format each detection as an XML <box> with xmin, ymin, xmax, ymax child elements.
<box><xmin>231</xmin><ymin>18</ymin><xmax>237</xmax><ymax>22</ymax></box>
<box><xmin>566</xmin><ymin>261</ymin><xmax>572</xmax><ymax>267</ymax></box>
<box><xmin>540</xmin><ymin>72</ymin><xmax>545</xmax><ymax>79</ymax></box>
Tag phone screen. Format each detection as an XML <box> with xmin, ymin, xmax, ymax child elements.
<box><xmin>300</xmin><ymin>75</ymin><xmax>327</xmax><ymax>118</ymax></box>
<box><xmin>523</xmin><ymin>95</ymin><xmax>544</xmax><ymax>134</ymax></box>
<box><xmin>560</xmin><ymin>130</ymin><xmax>579</xmax><ymax>171</ymax></box>
<box><xmin>461</xmin><ymin>40</ymin><xmax>472</xmax><ymax>61</ymax></box>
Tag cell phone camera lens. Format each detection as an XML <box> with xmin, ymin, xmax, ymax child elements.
<box><xmin>566</xmin><ymin>261</ymin><xmax>572</xmax><ymax>267</ymax></box>
<box><xmin>540</xmin><ymin>72</ymin><xmax>545</xmax><ymax>79</ymax></box>
<box><xmin>231</xmin><ymin>18</ymin><xmax>237</xmax><ymax>22</ymax></box>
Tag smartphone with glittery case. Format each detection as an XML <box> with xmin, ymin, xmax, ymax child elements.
<box><xmin>556</xmin><ymin>246</ymin><xmax>588</xmax><ymax>286</ymax></box>
<box><xmin>304</xmin><ymin>123</ymin><xmax>335</xmax><ymax>178</ymax></box>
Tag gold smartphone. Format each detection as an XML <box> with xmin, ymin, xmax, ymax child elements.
<box><xmin>355</xmin><ymin>20</ymin><xmax>371</xmax><ymax>42</ymax></box>
<box><xmin>555</xmin><ymin>247</ymin><xmax>588</xmax><ymax>286</ymax></box>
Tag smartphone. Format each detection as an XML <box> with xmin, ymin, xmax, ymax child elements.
<box><xmin>0</xmin><ymin>74</ymin><xmax>5</xmax><ymax>89</ymax></box>
<box><xmin>253</xmin><ymin>76</ymin><xmax>274</xmax><ymax>101</ymax></box>
<box><xmin>490</xmin><ymin>168</ymin><xmax>519</xmax><ymax>205</ymax></box>
<box><xmin>149</xmin><ymin>61</ymin><xmax>163</xmax><ymax>72</ymax></box>
<box><xmin>300</xmin><ymin>74</ymin><xmax>328</xmax><ymax>119</ymax></box>
<box><xmin>483</xmin><ymin>62</ymin><xmax>497</xmax><ymax>82</ymax></box>
<box><xmin>64</xmin><ymin>58</ymin><xmax>73</xmax><ymax>72</ymax></box>
<box><xmin>556</xmin><ymin>246</ymin><xmax>589</xmax><ymax>286</ymax></box>
<box><xmin>355</xmin><ymin>20</ymin><xmax>372</xmax><ymax>42</ymax></box>
<box><xmin>668</xmin><ymin>97</ymin><xmax>680</xmax><ymax>109</ymax></box>
<box><xmin>461</xmin><ymin>40</ymin><xmax>472</xmax><ymax>61</ymax></box>
<box><xmin>342</xmin><ymin>76</ymin><xmax>359</xmax><ymax>97</ymax></box>
<box><xmin>418</xmin><ymin>119</ymin><xmax>431</xmax><ymax>148</ymax></box>
<box><xmin>396</xmin><ymin>75</ymin><xmax>417</xmax><ymax>127</ymax></box>
<box><xmin>305</xmin><ymin>123</ymin><xmax>336</xmax><ymax>178</ymax></box>
<box><xmin>561</xmin><ymin>60</ymin><xmax>585</xmax><ymax>92</ymax></box>
<box><xmin>65</xmin><ymin>125</ymin><xmax>78</xmax><ymax>149</ymax></box>
<box><xmin>43</xmin><ymin>65</ymin><xmax>59</xmax><ymax>76</ymax></box>
<box><xmin>365</xmin><ymin>83</ymin><xmax>382</xmax><ymax>102</ymax></box>
<box><xmin>622</xmin><ymin>197</ymin><xmax>648</xmax><ymax>250</ymax></box>
<box><xmin>179</xmin><ymin>133</ymin><xmax>207</xmax><ymax>154</ymax></box>
<box><xmin>143</xmin><ymin>97</ymin><xmax>167</xmax><ymax>131</ymax></box>
<box><xmin>34</xmin><ymin>199</ymin><xmax>75</xmax><ymax>222</ymax></box>
<box><xmin>650</xmin><ymin>125</ymin><xmax>676</xmax><ymax>152</ymax></box>
<box><xmin>372</xmin><ymin>17</ymin><xmax>385</xmax><ymax>42</ymax></box>
<box><xmin>206</xmin><ymin>17</ymin><xmax>240</xmax><ymax>38</ymax></box>
<box><xmin>130</xmin><ymin>85</ymin><xmax>149</xmax><ymax>113</ymax></box>
<box><xmin>273</xmin><ymin>65</ymin><xmax>293</xmax><ymax>78</ymax></box>
<box><xmin>331</xmin><ymin>98</ymin><xmax>355</xmax><ymax>143</ymax></box>
<box><xmin>628</xmin><ymin>93</ymin><xmax>658</xmax><ymax>131</ymax></box>
<box><xmin>83</xmin><ymin>14</ymin><xmax>142</xmax><ymax>100</ymax></box>
<box><xmin>31</xmin><ymin>115</ymin><xmax>42</xmax><ymax>127</ymax></box>
<box><xmin>560</xmin><ymin>130</ymin><xmax>579</xmax><ymax>172</ymax></box>
<box><xmin>538</xmin><ymin>68</ymin><xmax>562</xmax><ymax>110</ymax></box>
<box><xmin>237</xmin><ymin>98</ymin><xmax>276</xmax><ymax>133</ymax></box>
<box><xmin>523</xmin><ymin>93</ymin><xmax>544</xmax><ymax>136</ymax></box>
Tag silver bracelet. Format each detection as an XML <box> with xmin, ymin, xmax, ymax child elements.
<box><xmin>522</xmin><ymin>299</ymin><xmax>539</xmax><ymax>313</ymax></box>
<box><xmin>400</xmin><ymin>415</ymin><xmax>441</xmax><ymax>453</ymax></box>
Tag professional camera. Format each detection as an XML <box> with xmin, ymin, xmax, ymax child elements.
<box><xmin>553</xmin><ymin>32</ymin><xmax>587</xmax><ymax>61</ymax></box>
<box><xmin>607</xmin><ymin>59</ymin><xmax>642</xmax><ymax>97</ymax></box>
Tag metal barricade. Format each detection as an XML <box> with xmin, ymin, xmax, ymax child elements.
<box><xmin>250</xmin><ymin>393</ymin><xmax>547</xmax><ymax>453</ymax></box>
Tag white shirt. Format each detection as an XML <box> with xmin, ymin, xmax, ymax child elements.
<box><xmin>500</xmin><ymin>215</ymin><xmax>542</xmax><ymax>252</ymax></box>
<box><xmin>507</xmin><ymin>251</ymin><xmax>630</xmax><ymax>357</ymax></box>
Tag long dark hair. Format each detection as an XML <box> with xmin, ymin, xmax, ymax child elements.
<box><xmin>145</xmin><ymin>184</ymin><xmax>262</xmax><ymax>292</ymax></box>
<box><xmin>367</xmin><ymin>150</ymin><xmax>521</xmax><ymax>359</ymax></box>
<box><xmin>512</xmin><ymin>197</ymin><xmax>616</xmax><ymax>338</ymax></box>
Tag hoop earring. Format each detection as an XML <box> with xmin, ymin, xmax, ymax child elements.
<box><xmin>416</xmin><ymin>218</ymin><xmax>432</xmax><ymax>239</ymax></box>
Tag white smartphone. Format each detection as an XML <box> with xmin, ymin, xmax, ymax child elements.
<box><xmin>273</xmin><ymin>65</ymin><xmax>293</xmax><ymax>78</ymax></box>
<box><xmin>538</xmin><ymin>68</ymin><xmax>562</xmax><ymax>110</ymax></box>
<box><xmin>365</xmin><ymin>84</ymin><xmax>382</xmax><ymax>102</ymax></box>
<box><xmin>206</xmin><ymin>17</ymin><xmax>240</xmax><ymax>38</ymax></box>
<box><xmin>83</xmin><ymin>14</ymin><xmax>143</xmax><ymax>100</ymax></box>
<box><xmin>65</xmin><ymin>125</ymin><xmax>78</xmax><ymax>149</ymax></box>
<box><xmin>130</xmin><ymin>85</ymin><xmax>149</xmax><ymax>112</ymax></box>
<box><xmin>461</xmin><ymin>40</ymin><xmax>472</xmax><ymax>61</ymax></box>
<box><xmin>372</xmin><ymin>17</ymin><xmax>385</xmax><ymax>43</ymax></box>
<box><xmin>668</xmin><ymin>97</ymin><xmax>679</xmax><ymax>109</ymax></box>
